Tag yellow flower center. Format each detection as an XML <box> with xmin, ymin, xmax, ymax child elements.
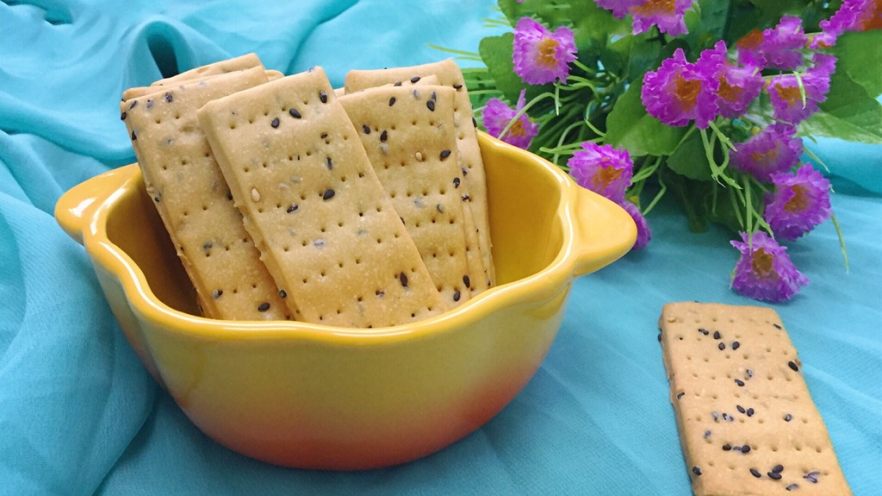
<box><xmin>592</xmin><ymin>161</ymin><xmax>623</xmax><ymax>191</ymax></box>
<box><xmin>750</xmin><ymin>146</ymin><xmax>780</xmax><ymax>167</ymax></box>
<box><xmin>673</xmin><ymin>72</ymin><xmax>701</xmax><ymax>111</ymax></box>
<box><xmin>737</xmin><ymin>29</ymin><xmax>764</xmax><ymax>50</ymax></box>
<box><xmin>510</xmin><ymin>119</ymin><xmax>526</xmax><ymax>137</ymax></box>
<box><xmin>718</xmin><ymin>75</ymin><xmax>742</xmax><ymax>103</ymax></box>
<box><xmin>784</xmin><ymin>185</ymin><xmax>808</xmax><ymax>213</ymax></box>
<box><xmin>536</xmin><ymin>38</ymin><xmax>560</xmax><ymax>69</ymax></box>
<box><xmin>858</xmin><ymin>0</ymin><xmax>882</xmax><ymax>30</ymax></box>
<box><xmin>633</xmin><ymin>0</ymin><xmax>676</xmax><ymax>15</ymax></box>
<box><xmin>751</xmin><ymin>249</ymin><xmax>776</xmax><ymax>278</ymax></box>
<box><xmin>773</xmin><ymin>84</ymin><xmax>802</xmax><ymax>106</ymax></box>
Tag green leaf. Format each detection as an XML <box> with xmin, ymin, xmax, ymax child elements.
<box><xmin>684</xmin><ymin>0</ymin><xmax>731</xmax><ymax>53</ymax></box>
<box><xmin>605</xmin><ymin>80</ymin><xmax>687</xmax><ymax>156</ymax></box>
<box><xmin>478</xmin><ymin>34</ymin><xmax>523</xmax><ymax>103</ymax></box>
<box><xmin>831</xmin><ymin>30</ymin><xmax>882</xmax><ymax>98</ymax></box>
<box><xmin>801</xmin><ymin>69</ymin><xmax>882</xmax><ymax>144</ymax></box>
<box><xmin>667</xmin><ymin>131</ymin><xmax>712</xmax><ymax>181</ymax></box>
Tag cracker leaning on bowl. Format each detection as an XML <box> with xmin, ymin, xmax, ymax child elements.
<box><xmin>197</xmin><ymin>67</ymin><xmax>443</xmax><ymax>327</ymax></box>
<box><xmin>121</xmin><ymin>66</ymin><xmax>287</xmax><ymax>320</ymax></box>
<box><xmin>659</xmin><ymin>302</ymin><xmax>851</xmax><ymax>496</ymax></box>
<box><xmin>346</xmin><ymin>60</ymin><xmax>495</xmax><ymax>292</ymax></box>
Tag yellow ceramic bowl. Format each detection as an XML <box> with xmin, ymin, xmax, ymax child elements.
<box><xmin>55</xmin><ymin>132</ymin><xmax>636</xmax><ymax>470</ymax></box>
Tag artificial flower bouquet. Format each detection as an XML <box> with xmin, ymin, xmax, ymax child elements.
<box><xmin>453</xmin><ymin>0</ymin><xmax>881</xmax><ymax>302</ymax></box>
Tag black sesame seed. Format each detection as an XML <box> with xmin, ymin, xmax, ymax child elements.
<box><xmin>453</xmin><ymin>290</ymin><xmax>461</xmax><ymax>302</ymax></box>
<box><xmin>804</xmin><ymin>471</ymin><xmax>819</xmax><ymax>483</ymax></box>
<box><xmin>375</xmin><ymin>289</ymin><xmax>385</xmax><ymax>297</ymax></box>
<box><xmin>362</xmin><ymin>124</ymin><xmax>371</xmax><ymax>134</ymax></box>
<box><xmin>718</xmin><ymin>342</ymin><xmax>726</xmax><ymax>351</ymax></box>
<box><xmin>677</xmin><ymin>392</ymin><xmax>685</xmax><ymax>400</ymax></box>
<box><xmin>389</xmin><ymin>96</ymin><xmax>397</xmax><ymax>107</ymax></box>
<box><xmin>735</xmin><ymin>379</ymin><xmax>745</xmax><ymax>387</ymax></box>
<box><xmin>692</xmin><ymin>466</ymin><xmax>701</xmax><ymax>476</ymax></box>
<box><xmin>153</xmin><ymin>195</ymin><xmax>160</xmax><ymax>203</ymax></box>
<box><xmin>289</xmin><ymin>108</ymin><xmax>302</xmax><ymax>119</ymax></box>
<box><xmin>440</xmin><ymin>149</ymin><xmax>452</xmax><ymax>160</ymax></box>
<box><xmin>722</xmin><ymin>444</ymin><xmax>732</xmax><ymax>451</ymax></box>
<box><xmin>286</xmin><ymin>204</ymin><xmax>299</xmax><ymax>213</ymax></box>
<box><xmin>784</xmin><ymin>413</ymin><xmax>793</xmax><ymax>422</ymax></box>
<box><xmin>399</xmin><ymin>272</ymin><xmax>409</xmax><ymax>288</ymax></box>
<box><xmin>788</xmin><ymin>361</ymin><xmax>799</xmax><ymax>372</ymax></box>
<box><xmin>426</xmin><ymin>99</ymin><xmax>435</xmax><ymax>111</ymax></box>
<box><xmin>453</xmin><ymin>83</ymin><xmax>463</xmax><ymax>90</ymax></box>
<box><xmin>657</xmin><ymin>332</ymin><xmax>662</xmax><ymax>342</ymax></box>
<box><xmin>131</xmin><ymin>130</ymin><xmax>137</xmax><ymax>141</ymax></box>
<box><xmin>773</xmin><ymin>323</ymin><xmax>782</xmax><ymax>329</ymax></box>
<box><xmin>462</xmin><ymin>194</ymin><xmax>471</xmax><ymax>201</ymax></box>
<box><xmin>227</xmin><ymin>191</ymin><xmax>234</xmax><ymax>201</ymax></box>
<box><xmin>772</xmin><ymin>464</ymin><xmax>784</xmax><ymax>473</ymax></box>
<box><xmin>380</xmin><ymin>130</ymin><xmax>388</xmax><ymax>142</ymax></box>
<box><xmin>453</xmin><ymin>177</ymin><xmax>461</xmax><ymax>188</ymax></box>
<box><xmin>326</xmin><ymin>156</ymin><xmax>333</xmax><ymax>170</ymax></box>
<box><xmin>128</xmin><ymin>100</ymin><xmax>138</xmax><ymax>110</ymax></box>
<box><xmin>463</xmin><ymin>275</ymin><xmax>471</xmax><ymax>288</ymax></box>
<box><xmin>164</xmin><ymin>92</ymin><xmax>173</xmax><ymax>103</ymax></box>
<box><xmin>319</xmin><ymin>90</ymin><xmax>328</xmax><ymax>103</ymax></box>
<box><xmin>472</xmin><ymin>116</ymin><xmax>477</xmax><ymax>127</ymax></box>
<box><xmin>785</xmin><ymin>483</ymin><xmax>799</xmax><ymax>492</ymax></box>
<box><xmin>746</xmin><ymin>408</ymin><xmax>754</xmax><ymax>417</ymax></box>
<box><xmin>713</xmin><ymin>330</ymin><xmax>721</xmax><ymax>339</ymax></box>
<box><xmin>212</xmin><ymin>289</ymin><xmax>223</xmax><ymax>299</ymax></box>
<box><xmin>698</xmin><ymin>328</ymin><xmax>710</xmax><ymax>336</ymax></box>
<box><xmin>732</xmin><ymin>341</ymin><xmax>740</xmax><ymax>350</ymax></box>
<box><xmin>271</xmin><ymin>117</ymin><xmax>280</xmax><ymax>128</ymax></box>
<box><xmin>703</xmin><ymin>430</ymin><xmax>712</xmax><ymax>440</ymax></box>
<box><xmin>768</xmin><ymin>471</ymin><xmax>782</xmax><ymax>480</ymax></box>
<box><xmin>737</xmin><ymin>405</ymin><xmax>746</xmax><ymax>414</ymax></box>
<box><xmin>750</xmin><ymin>468</ymin><xmax>762</xmax><ymax>478</ymax></box>
<box><xmin>146</xmin><ymin>99</ymin><xmax>153</xmax><ymax>109</ymax></box>
<box><xmin>320</xmin><ymin>132</ymin><xmax>328</xmax><ymax>139</ymax></box>
<box><xmin>410</xmin><ymin>76</ymin><xmax>421</xmax><ymax>83</ymax></box>
<box><xmin>279</xmin><ymin>289</ymin><xmax>287</xmax><ymax>298</ymax></box>
<box><xmin>257</xmin><ymin>302</ymin><xmax>270</xmax><ymax>312</ymax></box>
<box><xmin>741</xmin><ymin>445</ymin><xmax>751</xmax><ymax>454</ymax></box>
<box><xmin>120</xmin><ymin>111</ymin><xmax>127</xmax><ymax>121</ymax></box>
<box><xmin>393</xmin><ymin>81</ymin><xmax>402</xmax><ymax>87</ymax></box>
<box><xmin>322</xmin><ymin>189</ymin><xmax>335</xmax><ymax>201</ymax></box>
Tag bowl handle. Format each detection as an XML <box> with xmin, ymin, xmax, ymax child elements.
<box><xmin>55</xmin><ymin>164</ymin><xmax>139</xmax><ymax>245</ymax></box>
<box><xmin>570</xmin><ymin>183</ymin><xmax>637</xmax><ymax>277</ymax></box>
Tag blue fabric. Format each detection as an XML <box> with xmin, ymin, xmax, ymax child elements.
<box><xmin>1</xmin><ymin>1</ymin><xmax>880</xmax><ymax>494</ymax></box>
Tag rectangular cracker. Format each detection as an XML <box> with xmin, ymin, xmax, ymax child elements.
<box><xmin>152</xmin><ymin>53</ymin><xmax>262</xmax><ymax>86</ymax></box>
<box><xmin>122</xmin><ymin>67</ymin><xmax>287</xmax><ymax>320</ymax></box>
<box><xmin>197</xmin><ymin>67</ymin><xmax>443</xmax><ymax>328</ymax></box>
<box><xmin>339</xmin><ymin>85</ymin><xmax>472</xmax><ymax>308</ymax></box>
<box><xmin>659</xmin><ymin>302</ymin><xmax>852</xmax><ymax>496</ymax></box>
<box><xmin>345</xmin><ymin>59</ymin><xmax>495</xmax><ymax>291</ymax></box>
<box><xmin>122</xmin><ymin>70</ymin><xmax>281</xmax><ymax>101</ymax></box>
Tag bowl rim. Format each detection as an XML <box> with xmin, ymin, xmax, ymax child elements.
<box><xmin>80</xmin><ymin>133</ymin><xmax>586</xmax><ymax>344</ymax></box>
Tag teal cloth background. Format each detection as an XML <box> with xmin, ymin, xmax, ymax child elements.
<box><xmin>1</xmin><ymin>1</ymin><xmax>880</xmax><ymax>494</ymax></box>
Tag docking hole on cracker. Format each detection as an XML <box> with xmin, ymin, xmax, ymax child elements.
<box><xmin>122</xmin><ymin>55</ymin><xmax>493</xmax><ymax>328</ymax></box>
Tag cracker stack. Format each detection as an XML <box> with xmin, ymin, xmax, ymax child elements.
<box><xmin>339</xmin><ymin>85</ymin><xmax>473</xmax><ymax>308</ymax></box>
<box><xmin>121</xmin><ymin>67</ymin><xmax>287</xmax><ymax>321</ymax></box>
<box><xmin>121</xmin><ymin>55</ymin><xmax>494</xmax><ymax>327</ymax></box>
<box><xmin>659</xmin><ymin>302</ymin><xmax>852</xmax><ymax>496</ymax></box>
<box><xmin>345</xmin><ymin>60</ymin><xmax>494</xmax><ymax>293</ymax></box>
<box><xmin>197</xmin><ymin>68</ymin><xmax>443</xmax><ymax>327</ymax></box>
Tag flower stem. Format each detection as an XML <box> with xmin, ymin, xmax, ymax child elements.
<box><xmin>498</xmin><ymin>92</ymin><xmax>556</xmax><ymax>140</ymax></box>
<box><xmin>830</xmin><ymin>213</ymin><xmax>850</xmax><ymax>272</ymax></box>
<box><xmin>643</xmin><ymin>172</ymin><xmax>667</xmax><ymax>216</ymax></box>
<box><xmin>700</xmin><ymin>129</ymin><xmax>741</xmax><ymax>189</ymax></box>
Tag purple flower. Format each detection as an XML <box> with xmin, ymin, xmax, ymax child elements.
<box><xmin>513</xmin><ymin>17</ymin><xmax>577</xmax><ymax>85</ymax></box>
<box><xmin>815</xmin><ymin>0</ymin><xmax>882</xmax><ymax>48</ymax></box>
<box><xmin>767</xmin><ymin>54</ymin><xmax>835</xmax><ymax>124</ymax></box>
<box><xmin>760</xmin><ymin>16</ymin><xmax>807</xmax><ymax>70</ymax></box>
<box><xmin>698</xmin><ymin>41</ymin><xmax>763</xmax><ymax>118</ymax></box>
<box><xmin>568</xmin><ymin>142</ymin><xmax>634</xmax><ymax>204</ymax></box>
<box><xmin>629</xmin><ymin>0</ymin><xmax>694</xmax><ymax>37</ymax></box>
<box><xmin>595</xmin><ymin>0</ymin><xmax>643</xmax><ymax>18</ymax></box>
<box><xmin>483</xmin><ymin>90</ymin><xmax>539</xmax><ymax>149</ymax></box>
<box><xmin>732</xmin><ymin>125</ymin><xmax>803</xmax><ymax>182</ymax></box>
<box><xmin>641</xmin><ymin>48</ymin><xmax>720</xmax><ymax>129</ymax></box>
<box><xmin>621</xmin><ymin>201</ymin><xmax>652</xmax><ymax>249</ymax></box>
<box><xmin>736</xmin><ymin>29</ymin><xmax>766</xmax><ymax>68</ymax></box>
<box><xmin>730</xmin><ymin>231</ymin><xmax>808</xmax><ymax>302</ymax></box>
<box><xmin>765</xmin><ymin>165</ymin><xmax>832</xmax><ymax>240</ymax></box>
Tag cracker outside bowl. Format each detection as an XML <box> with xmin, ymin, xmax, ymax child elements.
<box><xmin>54</xmin><ymin>132</ymin><xmax>636</xmax><ymax>469</ymax></box>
